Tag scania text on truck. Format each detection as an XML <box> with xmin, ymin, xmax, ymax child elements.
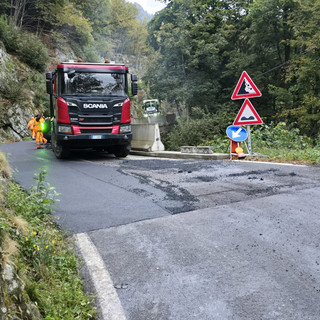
<box><xmin>46</xmin><ymin>60</ymin><xmax>138</xmax><ymax>159</ymax></box>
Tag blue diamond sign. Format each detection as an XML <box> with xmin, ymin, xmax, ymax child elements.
<box><xmin>226</xmin><ymin>125</ymin><xmax>248</xmax><ymax>142</ymax></box>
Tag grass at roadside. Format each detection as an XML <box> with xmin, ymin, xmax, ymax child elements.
<box><xmin>202</xmin><ymin>122</ymin><xmax>320</xmax><ymax>165</ymax></box>
<box><xmin>248</xmin><ymin>146</ymin><xmax>320</xmax><ymax>165</ymax></box>
<box><xmin>0</xmin><ymin>154</ymin><xmax>96</xmax><ymax>319</ymax></box>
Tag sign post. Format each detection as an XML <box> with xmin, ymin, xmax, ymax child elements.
<box><xmin>247</xmin><ymin>125</ymin><xmax>252</xmax><ymax>155</ymax></box>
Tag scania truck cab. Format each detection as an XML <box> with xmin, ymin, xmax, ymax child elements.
<box><xmin>46</xmin><ymin>60</ymin><xmax>138</xmax><ymax>159</ymax></box>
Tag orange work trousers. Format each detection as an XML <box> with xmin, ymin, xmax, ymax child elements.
<box><xmin>36</xmin><ymin>131</ymin><xmax>47</xmax><ymax>149</ymax></box>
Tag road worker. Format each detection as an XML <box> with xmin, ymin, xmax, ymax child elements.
<box><xmin>27</xmin><ymin>115</ymin><xmax>36</xmax><ymax>140</ymax></box>
<box><xmin>33</xmin><ymin>114</ymin><xmax>47</xmax><ymax>149</ymax></box>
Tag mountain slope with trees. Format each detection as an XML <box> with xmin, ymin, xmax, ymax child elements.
<box><xmin>0</xmin><ymin>0</ymin><xmax>319</xmax><ymax>149</ymax></box>
<box><xmin>1</xmin><ymin>0</ymin><xmax>320</xmax><ymax>317</ymax></box>
<box><xmin>145</xmin><ymin>0</ymin><xmax>320</xmax><ymax>143</ymax></box>
<box><xmin>0</xmin><ymin>0</ymin><xmax>148</xmax><ymax>141</ymax></box>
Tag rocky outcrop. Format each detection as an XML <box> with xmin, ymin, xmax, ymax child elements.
<box><xmin>0</xmin><ymin>42</ymin><xmax>35</xmax><ymax>142</ymax></box>
<box><xmin>7</xmin><ymin>105</ymin><xmax>34</xmax><ymax>138</ymax></box>
<box><xmin>0</xmin><ymin>263</ymin><xmax>41</xmax><ymax>320</ymax></box>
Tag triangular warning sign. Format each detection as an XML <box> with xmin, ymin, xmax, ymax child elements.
<box><xmin>233</xmin><ymin>99</ymin><xmax>263</xmax><ymax>125</ymax></box>
<box><xmin>231</xmin><ymin>71</ymin><xmax>262</xmax><ymax>100</ymax></box>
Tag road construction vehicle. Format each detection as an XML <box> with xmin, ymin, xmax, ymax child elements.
<box><xmin>143</xmin><ymin>99</ymin><xmax>160</xmax><ymax>116</ymax></box>
<box><xmin>46</xmin><ymin>60</ymin><xmax>138</xmax><ymax>158</ymax></box>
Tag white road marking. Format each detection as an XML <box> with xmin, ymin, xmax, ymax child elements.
<box><xmin>234</xmin><ymin>160</ymin><xmax>307</xmax><ymax>167</ymax></box>
<box><xmin>75</xmin><ymin>233</ymin><xmax>127</xmax><ymax>320</ymax></box>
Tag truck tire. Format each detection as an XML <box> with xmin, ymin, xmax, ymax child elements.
<box><xmin>52</xmin><ymin>132</ymin><xmax>70</xmax><ymax>159</ymax></box>
<box><xmin>111</xmin><ymin>145</ymin><xmax>130</xmax><ymax>158</ymax></box>
<box><xmin>53</xmin><ymin>143</ymin><xmax>70</xmax><ymax>159</ymax></box>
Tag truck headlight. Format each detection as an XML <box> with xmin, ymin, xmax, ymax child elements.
<box><xmin>120</xmin><ymin>124</ymin><xmax>131</xmax><ymax>133</ymax></box>
<box><xmin>58</xmin><ymin>125</ymin><xmax>72</xmax><ymax>134</ymax></box>
<box><xmin>67</xmin><ymin>101</ymin><xmax>78</xmax><ymax>107</ymax></box>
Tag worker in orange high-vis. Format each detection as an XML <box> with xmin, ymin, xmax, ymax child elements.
<box><xmin>27</xmin><ymin>116</ymin><xmax>36</xmax><ymax>140</ymax></box>
<box><xmin>33</xmin><ymin>114</ymin><xmax>47</xmax><ymax>149</ymax></box>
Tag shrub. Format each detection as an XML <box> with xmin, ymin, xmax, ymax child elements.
<box><xmin>0</xmin><ymin>16</ymin><xmax>48</xmax><ymax>72</ymax></box>
<box><xmin>0</xmin><ymin>152</ymin><xmax>11</xmax><ymax>179</ymax></box>
<box><xmin>18</xmin><ymin>32</ymin><xmax>49</xmax><ymax>72</ymax></box>
<box><xmin>165</xmin><ymin>117</ymin><xmax>213</xmax><ymax>150</ymax></box>
<box><xmin>251</xmin><ymin>122</ymin><xmax>313</xmax><ymax>149</ymax></box>
<box><xmin>202</xmin><ymin>135</ymin><xmax>229</xmax><ymax>153</ymax></box>
<box><xmin>4</xmin><ymin>167</ymin><xmax>96</xmax><ymax>319</ymax></box>
<box><xmin>26</xmin><ymin>71</ymin><xmax>49</xmax><ymax>110</ymax></box>
<box><xmin>0</xmin><ymin>16</ymin><xmax>21</xmax><ymax>54</ymax></box>
<box><xmin>0</xmin><ymin>72</ymin><xmax>25</xmax><ymax>103</ymax></box>
<box><xmin>164</xmin><ymin>108</ymin><xmax>235</xmax><ymax>150</ymax></box>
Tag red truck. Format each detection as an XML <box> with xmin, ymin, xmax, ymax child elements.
<box><xmin>46</xmin><ymin>60</ymin><xmax>138</xmax><ymax>159</ymax></box>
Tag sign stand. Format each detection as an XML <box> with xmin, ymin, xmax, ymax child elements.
<box><xmin>228</xmin><ymin>140</ymin><xmax>250</xmax><ymax>160</ymax></box>
<box><xmin>243</xmin><ymin>141</ymin><xmax>249</xmax><ymax>154</ymax></box>
<box><xmin>228</xmin><ymin>139</ymin><xmax>251</xmax><ymax>160</ymax></box>
<box><xmin>229</xmin><ymin>140</ymin><xmax>243</xmax><ymax>160</ymax></box>
<box><xmin>247</xmin><ymin>125</ymin><xmax>252</xmax><ymax>155</ymax></box>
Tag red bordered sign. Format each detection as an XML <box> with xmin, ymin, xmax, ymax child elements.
<box><xmin>233</xmin><ymin>99</ymin><xmax>263</xmax><ymax>125</ymax></box>
<box><xmin>231</xmin><ymin>71</ymin><xmax>262</xmax><ymax>100</ymax></box>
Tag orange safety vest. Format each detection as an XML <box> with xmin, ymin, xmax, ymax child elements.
<box><xmin>27</xmin><ymin>117</ymin><xmax>36</xmax><ymax>130</ymax></box>
<box><xmin>33</xmin><ymin>117</ymin><xmax>45</xmax><ymax>132</ymax></box>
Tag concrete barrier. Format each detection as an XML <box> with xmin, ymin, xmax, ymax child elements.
<box><xmin>131</xmin><ymin>114</ymin><xmax>167</xmax><ymax>126</ymax></box>
<box><xmin>131</xmin><ymin>123</ymin><xmax>165</xmax><ymax>152</ymax></box>
<box><xmin>181</xmin><ymin>146</ymin><xmax>213</xmax><ymax>154</ymax></box>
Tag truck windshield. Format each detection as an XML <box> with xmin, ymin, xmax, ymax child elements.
<box><xmin>61</xmin><ymin>72</ymin><xmax>127</xmax><ymax>96</ymax></box>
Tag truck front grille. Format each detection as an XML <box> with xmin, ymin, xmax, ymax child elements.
<box><xmin>80</xmin><ymin>128</ymin><xmax>112</xmax><ymax>134</ymax></box>
<box><xmin>79</xmin><ymin>115</ymin><xmax>113</xmax><ymax>126</ymax></box>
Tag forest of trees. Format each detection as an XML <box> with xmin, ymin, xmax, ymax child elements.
<box><xmin>145</xmin><ymin>0</ymin><xmax>320</xmax><ymax>141</ymax></box>
<box><xmin>0</xmin><ymin>0</ymin><xmax>320</xmax><ymax>142</ymax></box>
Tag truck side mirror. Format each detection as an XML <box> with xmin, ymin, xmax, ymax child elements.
<box><xmin>46</xmin><ymin>81</ymin><xmax>52</xmax><ymax>94</ymax></box>
<box><xmin>131</xmin><ymin>74</ymin><xmax>138</xmax><ymax>82</ymax></box>
<box><xmin>67</xmin><ymin>70</ymin><xmax>76</xmax><ymax>78</ymax></box>
<box><xmin>131</xmin><ymin>82</ymin><xmax>138</xmax><ymax>96</ymax></box>
<box><xmin>46</xmin><ymin>72</ymin><xmax>53</xmax><ymax>80</ymax></box>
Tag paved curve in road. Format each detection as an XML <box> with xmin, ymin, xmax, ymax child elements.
<box><xmin>1</xmin><ymin>141</ymin><xmax>320</xmax><ymax>320</ymax></box>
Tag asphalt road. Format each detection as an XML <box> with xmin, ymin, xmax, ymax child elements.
<box><xmin>1</xmin><ymin>141</ymin><xmax>320</xmax><ymax>320</ymax></box>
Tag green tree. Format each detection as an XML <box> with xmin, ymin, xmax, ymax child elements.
<box><xmin>109</xmin><ymin>0</ymin><xmax>139</xmax><ymax>55</ymax></box>
<box><xmin>145</xmin><ymin>0</ymin><xmax>225</xmax><ymax>117</ymax></box>
<box><xmin>283</xmin><ymin>0</ymin><xmax>320</xmax><ymax>138</ymax></box>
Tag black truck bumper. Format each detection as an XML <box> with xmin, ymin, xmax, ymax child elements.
<box><xmin>56</xmin><ymin>133</ymin><xmax>132</xmax><ymax>149</ymax></box>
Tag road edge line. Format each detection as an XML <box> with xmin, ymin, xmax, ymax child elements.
<box><xmin>75</xmin><ymin>233</ymin><xmax>127</xmax><ymax>320</ymax></box>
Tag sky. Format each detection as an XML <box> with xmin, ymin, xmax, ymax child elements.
<box><xmin>126</xmin><ymin>0</ymin><xmax>167</xmax><ymax>15</ymax></box>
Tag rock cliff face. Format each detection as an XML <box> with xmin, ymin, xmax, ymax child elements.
<box><xmin>0</xmin><ymin>42</ymin><xmax>35</xmax><ymax>143</ymax></box>
<box><xmin>0</xmin><ymin>263</ymin><xmax>41</xmax><ymax>320</ymax></box>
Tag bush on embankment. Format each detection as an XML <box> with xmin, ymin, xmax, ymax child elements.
<box><xmin>0</xmin><ymin>152</ymin><xmax>96</xmax><ymax>319</ymax></box>
<box><xmin>164</xmin><ymin>116</ymin><xmax>320</xmax><ymax>165</ymax></box>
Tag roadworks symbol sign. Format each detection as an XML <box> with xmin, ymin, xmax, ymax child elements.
<box><xmin>231</xmin><ymin>71</ymin><xmax>262</xmax><ymax>100</ymax></box>
<box><xmin>233</xmin><ymin>99</ymin><xmax>263</xmax><ymax>125</ymax></box>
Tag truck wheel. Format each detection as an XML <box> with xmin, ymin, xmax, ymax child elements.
<box><xmin>53</xmin><ymin>143</ymin><xmax>70</xmax><ymax>159</ymax></box>
<box><xmin>52</xmin><ymin>132</ymin><xmax>69</xmax><ymax>159</ymax></box>
<box><xmin>112</xmin><ymin>145</ymin><xmax>130</xmax><ymax>158</ymax></box>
